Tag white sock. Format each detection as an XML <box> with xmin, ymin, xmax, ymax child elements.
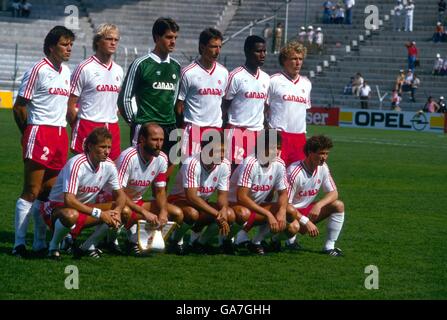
<box><xmin>198</xmin><ymin>224</ymin><xmax>218</xmax><ymax>245</ymax></box>
<box><xmin>170</xmin><ymin>223</ymin><xmax>191</xmax><ymax>245</ymax></box>
<box><xmin>14</xmin><ymin>198</ymin><xmax>33</xmax><ymax>248</ymax></box>
<box><xmin>252</xmin><ymin>224</ymin><xmax>271</xmax><ymax>245</ymax></box>
<box><xmin>324</xmin><ymin>212</ymin><xmax>345</xmax><ymax>251</ymax></box>
<box><xmin>286</xmin><ymin>235</ymin><xmax>297</xmax><ymax>245</ymax></box>
<box><xmin>80</xmin><ymin>224</ymin><xmax>109</xmax><ymax>251</ymax></box>
<box><xmin>31</xmin><ymin>200</ymin><xmax>47</xmax><ymax>251</ymax></box>
<box><xmin>189</xmin><ymin>230</ymin><xmax>201</xmax><ymax>245</ymax></box>
<box><xmin>49</xmin><ymin>219</ymin><xmax>70</xmax><ymax>251</ymax></box>
<box><xmin>235</xmin><ymin>229</ymin><xmax>250</xmax><ymax>245</ymax></box>
<box><xmin>128</xmin><ymin>224</ymin><xmax>138</xmax><ymax>244</ymax></box>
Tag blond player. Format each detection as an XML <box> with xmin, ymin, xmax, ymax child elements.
<box><xmin>12</xmin><ymin>26</ymin><xmax>75</xmax><ymax>258</ymax></box>
<box><xmin>176</xmin><ymin>27</ymin><xmax>228</xmax><ymax>157</ymax></box>
<box><xmin>267</xmin><ymin>41</ymin><xmax>312</xmax><ymax>166</ymax></box>
<box><xmin>287</xmin><ymin>135</ymin><xmax>345</xmax><ymax>256</ymax></box>
<box><xmin>68</xmin><ymin>23</ymin><xmax>123</xmax><ymax>160</ymax></box>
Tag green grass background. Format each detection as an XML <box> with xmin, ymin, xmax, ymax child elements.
<box><xmin>0</xmin><ymin>109</ymin><xmax>446</xmax><ymax>299</ymax></box>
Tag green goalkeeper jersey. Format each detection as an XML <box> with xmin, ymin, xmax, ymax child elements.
<box><xmin>118</xmin><ymin>52</ymin><xmax>181</xmax><ymax>125</ymax></box>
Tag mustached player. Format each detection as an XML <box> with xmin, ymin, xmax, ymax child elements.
<box><xmin>176</xmin><ymin>27</ymin><xmax>228</xmax><ymax>157</ymax></box>
<box><xmin>42</xmin><ymin>128</ymin><xmax>126</xmax><ymax>259</ymax></box>
<box><xmin>12</xmin><ymin>26</ymin><xmax>75</xmax><ymax>258</ymax></box>
<box><xmin>114</xmin><ymin>123</ymin><xmax>183</xmax><ymax>255</ymax></box>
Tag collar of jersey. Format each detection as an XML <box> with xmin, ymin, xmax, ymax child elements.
<box><xmin>242</xmin><ymin>65</ymin><xmax>260</xmax><ymax>79</ymax></box>
<box><xmin>137</xmin><ymin>145</ymin><xmax>152</xmax><ymax>167</ymax></box>
<box><xmin>85</xmin><ymin>153</ymin><xmax>100</xmax><ymax>173</ymax></box>
<box><xmin>149</xmin><ymin>51</ymin><xmax>171</xmax><ymax>64</ymax></box>
<box><xmin>281</xmin><ymin>71</ymin><xmax>300</xmax><ymax>84</ymax></box>
<box><xmin>91</xmin><ymin>55</ymin><xmax>113</xmax><ymax>70</ymax></box>
<box><xmin>43</xmin><ymin>58</ymin><xmax>62</xmax><ymax>73</ymax></box>
<box><xmin>196</xmin><ymin>60</ymin><xmax>217</xmax><ymax>75</ymax></box>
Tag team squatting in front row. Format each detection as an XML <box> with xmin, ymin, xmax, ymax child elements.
<box><xmin>11</xmin><ymin>19</ymin><xmax>345</xmax><ymax>259</ymax></box>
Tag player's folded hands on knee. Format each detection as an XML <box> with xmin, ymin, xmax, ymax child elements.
<box><xmin>307</xmin><ymin>222</ymin><xmax>319</xmax><ymax>237</ymax></box>
<box><xmin>218</xmin><ymin>221</ymin><xmax>230</xmax><ymax>236</ymax></box>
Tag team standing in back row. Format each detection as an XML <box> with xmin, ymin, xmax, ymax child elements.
<box><xmin>11</xmin><ymin>17</ymin><xmax>345</xmax><ymax>259</ymax></box>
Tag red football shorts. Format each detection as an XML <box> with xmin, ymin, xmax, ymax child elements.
<box><xmin>225</xmin><ymin>126</ymin><xmax>260</xmax><ymax>165</ymax></box>
<box><xmin>181</xmin><ymin>123</ymin><xmax>222</xmax><ymax>157</ymax></box>
<box><xmin>22</xmin><ymin>125</ymin><xmax>68</xmax><ymax>170</ymax></box>
<box><xmin>278</xmin><ymin>131</ymin><xmax>306</xmax><ymax>167</ymax></box>
<box><xmin>296</xmin><ymin>202</ymin><xmax>316</xmax><ymax>217</ymax></box>
<box><xmin>71</xmin><ymin>118</ymin><xmax>121</xmax><ymax>160</ymax></box>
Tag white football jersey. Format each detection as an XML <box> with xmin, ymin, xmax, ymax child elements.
<box><xmin>225</xmin><ymin>66</ymin><xmax>269</xmax><ymax>131</ymax></box>
<box><xmin>18</xmin><ymin>58</ymin><xmax>71</xmax><ymax>126</ymax></box>
<box><xmin>116</xmin><ymin>146</ymin><xmax>168</xmax><ymax>201</ymax></box>
<box><xmin>49</xmin><ymin>153</ymin><xmax>121</xmax><ymax>204</ymax></box>
<box><xmin>229</xmin><ymin>155</ymin><xmax>288</xmax><ymax>204</ymax></box>
<box><xmin>70</xmin><ymin>55</ymin><xmax>123</xmax><ymax>123</ymax></box>
<box><xmin>178</xmin><ymin>61</ymin><xmax>228</xmax><ymax>127</ymax></box>
<box><xmin>170</xmin><ymin>155</ymin><xmax>231</xmax><ymax>200</ymax></box>
<box><xmin>267</xmin><ymin>73</ymin><xmax>312</xmax><ymax>133</ymax></box>
<box><xmin>287</xmin><ymin>161</ymin><xmax>336</xmax><ymax>209</ymax></box>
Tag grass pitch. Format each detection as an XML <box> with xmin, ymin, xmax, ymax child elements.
<box><xmin>0</xmin><ymin>109</ymin><xmax>446</xmax><ymax>300</ymax></box>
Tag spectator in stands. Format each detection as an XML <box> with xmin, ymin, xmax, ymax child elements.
<box><xmin>323</xmin><ymin>1</ymin><xmax>334</xmax><ymax>24</ymax></box>
<box><xmin>438</xmin><ymin>96</ymin><xmax>446</xmax><ymax>112</ymax></box>
<box><xmin>352</xmin><ymin>72</ymin><xmax>364</xmax><ymax>96</ymax></box>
<box><xmin>404</xmin><ymin>0</ymin><xmax>415</xmax><ymax>32</ymax></box>
<box><xmin>274</xmin><ymin>22</ymin><xmax>283</xmax><ymax>54</ymax></box>
<box><xmin>410</xmin><ymin>73</ymin><xmax>420</xmax><ymax>102</ymax></box>
<box><xmin>344</xmin><ymin>0</ymin><xmax>355</xmax><ymax>25</ymax></box>
<box><xmin>263</xmin><ymin>23</ymin><xmax>273</xmax><ymax>52</ymax></box>
<box><xmin>405</xmin><ymin>41</ymin><xmax>418</xmax><ymax>72</ymax></box>
<box><xmin>315</xmin><ymin>27</ymin><xmax>324</xmax><ymax>54</ymax></box>
<box><xmin>395</xmin><ymin>69</ymin><xmax>405</xmax><ymax>94</ymax></box>
<box><xmin>333</xmin><ymin>4</ymin><xmax>345</xmax><ymax>24</ymax></box>
<box><xmin>401</xmin><ymin>69</ymin><xmax>414</xmax><ymax>93</ymax></box>
<box><xmin>433</xmin><ymin>53</ymin><xmax>444</xmax><ymax>75</ymax></box>
<box><xmin>443</xmin><ymin>56</ymin><xmax>447</xmax><ymax>75</ymax></box>
<box><xmin>438</xmin><ymin>0</ymin><xmax>446</xmax><ymax>24</ymax></box>
<box><xmin>393</xmin><ymin>0</ymin><xmax>404</xmax><ymax>32</ymax></box>
<box><xmin>11</xmin><ymin>0</ymin><xmax>20</xmax><ymax>17</ymax></box>
<box><xmin>343</xmin><ymin>77</ymin><xmax>354</xmax><ymax>95</ymax></box>
<box><xmin>391</xmin><ymin>89</ymin><xmax>402</xmax><ymax>111</ymax></box>
<box><xmin>432</xmin><ymin>22</ymin><xmax>446</xmax><ymax>42</ymax></box>
<box><xmin>423</xmin><ymin>96</ymin><xmax>440</xmax><ymax>113</ymax></box>
<box><xmin>306</xmin><ymin>26</ymin><xmax>314</xmax><ymax>45</ymax></box>
<box><xmin>359</xmin><ymin>81</ymin><xmax>371</xmax><ymax>109</ymax></box>
<box><xmin>298</xmin><ymin>26</ymin><xmax>307</xmax><ymax>43</ymax></box>
<box><xmin>20</xmin><ymin>0</ymin><xmax>31</xmax><ymax>18</ymax></box>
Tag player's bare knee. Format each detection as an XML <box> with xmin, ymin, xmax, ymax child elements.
<box><xmin>287</xmin><ymin>220</ymin><xmax>300</xmax><ymax>235</ymax></box>
<box><xmin>235</xmin><ymin>207</ymin><xmax>250</xmax><ymax>225</ymax></box>
<box><xmin>286</xmin><ymin>204</ymin><xmax>298</xmax><ymax>222</ymax></box>
<box><xmin>121</xmin><ymin>206</ymin><xmax>132</xmax><ymax>223</ymax></box>
<box><xmin>183</xmin><ymin>207</ymin><xmax>199</xmax><ymax>223</ymax></box>
<box><xmin>227</xmin><ymin>208</ymin><xmax>236</xmax><ymax>224</ymax></box>
<box><xmin>333</xmin><ymin>200</ymin><xmax>344</xmax><ymax>213</ymax></box>
<box><xmin>58</xmin><ymin>209</ymin><xmax>78</xmax><ymax>227</ymax></box>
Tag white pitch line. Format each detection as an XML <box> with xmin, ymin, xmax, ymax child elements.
<box><xmin>334</xmin><ymin>137</ymin><xmax>447</xmax><ymax>150</ymax></box>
